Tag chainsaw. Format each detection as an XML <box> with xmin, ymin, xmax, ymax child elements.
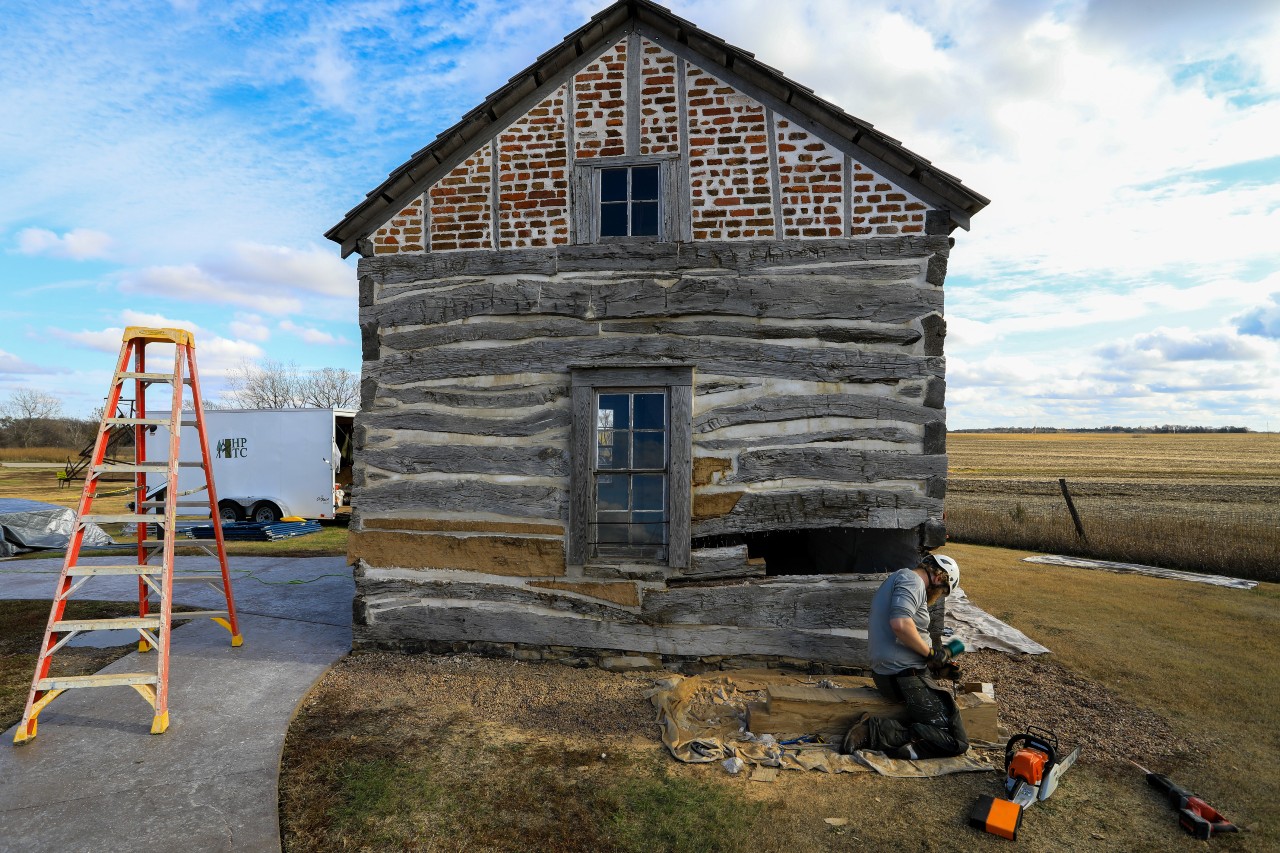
<box><xmin>970</xmin><ymin>726</ymin><xmax>1081</xmax><ymax>841</ymax></box>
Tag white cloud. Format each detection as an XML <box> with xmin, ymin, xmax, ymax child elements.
<box><xmin>0</xmin><ymin>348</ymin><xmax>60</xmax><ymax>377</ymax></box>
<box><xmin>1235</xmin><ymin>293</ymin><xmax>1280</xmax><ymax>339</ymax></box>
<box><xmin>205</xmin><ymin>243</ymin><xmax>353</xmax><ymax>298</ymax></box>
<box><xmin>950</xmin><ymin>323</ymin><xmax>1280</xmax><ymax>428</ymax></box>
<box><xmin>229</xmin><ymin>313</ymin><xmax>271</xmax><ymax>342</ymax></box>
<box><xmin>119</xmin><ymin>263</ymin><xmax>304</xmax><ymax>315</ymax></box>
<box><xmin>114</xmin><ymin>242</ymin><xmax>353</xmax><ymax>315</ymax></box>
<box><xmin>52</xmin><ymin>328</ymin><xmax>124</xmax><ymax>353</ymax></box>
<box><xmin>279</xmin><ymin>319</ymin><xmax>347</xmax><ymax>346</ymax></box>
<box><xmin>16</xmin><ymin>228</ymin><xmax>114</xmax><ymax>260</ymax></box>
<box><xmin>51</xmin><ymin>310</ymin><xmax>265</xmax><ymax>378</ymax></box>
<box><xmin>1098</xmin><ymin>327</ymin><xmax>1269</xmax><ymax>364</ymax></box>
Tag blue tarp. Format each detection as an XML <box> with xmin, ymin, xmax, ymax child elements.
<box><xmin>186</xmin><ymin>520</ymin><xmax>323</xmax><ymax>542</ymax></box>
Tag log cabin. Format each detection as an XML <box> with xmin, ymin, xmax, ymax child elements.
<box><xmin>327</xmin><ymin>0</ymin><xmax>988</xmax><ymax>670</ymax></box>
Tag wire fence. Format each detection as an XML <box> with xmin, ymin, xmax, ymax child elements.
<box><xmin>945</xmin><ymin>478</ymin><xmax>1280</xmax><ymax>583</ymax></box>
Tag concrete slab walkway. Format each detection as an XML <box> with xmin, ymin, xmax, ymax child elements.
<box><xmin>0</xmin><ymin>555</ymin><xmax>352</xmax><ymax>852</ymax></box>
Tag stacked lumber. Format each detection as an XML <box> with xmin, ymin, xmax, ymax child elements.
<box><xmin>747</xmin><ymin>682</ymin><xmax>999</xmax><ymax>744</ymax></box>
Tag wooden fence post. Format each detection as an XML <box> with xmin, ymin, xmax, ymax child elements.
<box><xmin>1058</xmin><ymin>478</ymin><xmax>1088</xmax><ymax>541</ymax></box>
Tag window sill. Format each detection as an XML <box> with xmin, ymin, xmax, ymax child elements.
<box><xmin>581</xmin><ymin>562</ymin><xmax>670</xmax><ymax>582</ymax></box>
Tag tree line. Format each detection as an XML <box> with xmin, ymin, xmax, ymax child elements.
<box><xmin>0</xmin><ymin>360</ymin><xmax>358</xmax><ymax>450</ymax></box>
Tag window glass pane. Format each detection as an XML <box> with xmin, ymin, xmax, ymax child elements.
<box><xmin>601</xmin><ymin>168</ymin><xmax>629</xmax><ymax>202</ymax></box>
<box><xmin>598</xmin><ymin>394</ymin><xmax>630</xmax><ymax>430</ymax></box>
<box><xmin>641</xmin><ymin>522</ymin><xmax>669</xmax><ymax>544</ymax></box>
<box><xmin>633</xmin><ymin>431</ymin><xmax>665</xmax><ymax>469</ymax></box>
<box><xmin>632</xmin><ymin>522</ymin><xmax>665</xmax><ymax>544</ymax></box>
<box><xmin>631</xmin><ymin>165</ymin><xmax>660</xmax><ymax>200</ymax></box>
<box><xmin>596</xmin><ymin>475</ymin><xmax>628</xmax><ymax>511</ymax></box>
<box><xmin>596</xmin><ymin>523</ymin><xmax>629</xmax><ymax>545</ymax></box>
<box><xmin>596</xmin><ymin>510</ymin><xmax>631</xmax><ymax>524</ymax></box>
<box><xmin>631</xmin><ymin>201</ymin><xmax>659</xmax><ymax>236</ymax></box>
<box><xmin>633</xmin><ymin>393</ymin><xmax>665</xmax><ymax>429</ymax></box>
<box><xmin>597</xmin><ymin>429</ymin><xmax>629</xmax><ymax>469</ymax></box>
<box><xmin>600</xmin><ymin>203</ymin><xmax>628</xmax><ymax>236</ymax></box>
<box><xmin>632</xmin><ymin>474</ymin><xmax>665</xmax><ymax>511</ymax></box>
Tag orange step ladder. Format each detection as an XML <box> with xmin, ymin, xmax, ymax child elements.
<box><xmin>13</xmin><ymin>326</ymin><xmax>242</xmax><ymax>744</ymax></box>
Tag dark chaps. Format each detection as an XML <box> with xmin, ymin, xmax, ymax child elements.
<box><xmin>865</xmin><ymin>669</ymin><xmax>969</xmax><ymax>758</ymax></box>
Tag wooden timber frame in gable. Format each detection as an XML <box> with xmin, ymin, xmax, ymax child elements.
<box><xmin>327</xmin><ymin>0</ymin><xmax>988</xmax><ymax>257</ymax></box>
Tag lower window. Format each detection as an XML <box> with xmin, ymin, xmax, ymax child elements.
<box><xmin>593</xmin><ymin>390</ymin><xmax>668</xmax><ymax>560</ymax></box>
<box><xmin>569</xmin><ymin>366</ymin><xmax>692</xmax><ymax>569</ymax></box>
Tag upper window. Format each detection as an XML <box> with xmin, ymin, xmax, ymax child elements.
<box><xmin>599</xmin><ymin>166</ymin><xmax>661</xmax><ymax>238</ymax></box>
<box><xmin>572</xmin><ymin>156</ymin><xmax>682</xmax><ymax>244</ymax></box>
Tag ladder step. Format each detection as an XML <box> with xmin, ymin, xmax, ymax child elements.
<box><xmin>131</xmin><ymin>540</ymin><xmax>210</xmax><ymax>548</ymax></box>
<box><xmin>82</xmin><ymin>514</ymin><xmax>169</xmax><ymax>525</ymax></box>
<box><xmin>171</xmin><ymin>610</ymin><xmax>228</xmax><ymax>620</ymax></box>
<box><xmin>105</xmin><ymin>417</ymin><xmax>175</xmax><ymax>427</ymax></box>
<box><xmin>92</xmin><ymin>463</ymin><xmax>168</xmax><ymax>473</ymax></box>
<box><xmin>140</xmin><ymin>500</ymin><xmax>212</xmax><ymax>507</ymax></box>
<box><xmin>91</xmin><ymin>462</ymin><xmax>204</xmax><ymax>473</ymax></box>
<box><xmin>37</xmin><ymin>673</ymin><xmax>158</xmax><ymax>690</ymax></box>
<box><xmin>115</xmin><ymin>372</ymin><xmax>192</xmax><ymax>385</ymax></box>
<box><xmin>54</xmin><ymin>617</ymin><xmax>162</xmax><ymax>632</ymax></box>
<box><xmin>171</xmin><ymin>575</ymin><xmax>225</xmax><ymax>583</ymax></box>
<box><xmin>66</xmin><ymin>565</ymin><xmax>164</xmax><ymax>576</ymax></box>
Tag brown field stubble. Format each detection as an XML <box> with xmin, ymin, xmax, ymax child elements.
<box><xmin>946</xmin><ymin>433</ymin><xmax>1280</xmax><ymax>582</ymax></box>
<box><xmin>0</xmin><ymin>447</ymin><xmax>84</xmax><ymax>463</ymax></box>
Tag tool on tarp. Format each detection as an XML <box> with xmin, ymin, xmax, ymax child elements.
<box><xmin>1126</xmin><ymin>759</ymin><xmax>1240</xmax><ymax>840</ymax></box>
<box><xmin>969</xmin><ymin>726</ymin><xmax>1080</xmax><ymax>841</ymax></box>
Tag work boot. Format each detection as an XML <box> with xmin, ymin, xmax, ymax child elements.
<box><xmin>842</xmin><ymin>712</ymin><xmax>872</xmax><ymax>754</ymax></box>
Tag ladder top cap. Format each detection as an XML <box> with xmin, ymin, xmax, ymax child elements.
<box><xmin>122</xmin><ymin>326</ymin><xmax>195</xmax><ymax>347</ymax></box>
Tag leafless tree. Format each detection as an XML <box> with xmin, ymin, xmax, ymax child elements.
<box><xmin>299</xmin><ymin>366</ymin><xmax>359</xmax><ymax>409</ymax></box>
<box><xmin>223</xmin><ymin>358</ymin><xmax>304</xmax><ymax>409</ymax></box>
<box><xmin>220</xmin><ymin>359</ymin><xmax>358</xmax><ymax>410</ymax></box>
<box><xmin>1</xmin><ymin>389</ymin><xmax>64</xmax><ymax>447</ymax></box>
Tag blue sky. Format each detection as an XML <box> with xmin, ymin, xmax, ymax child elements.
<box><xmin>2</xmin><ymin>0</ymin><xmax>1278</xmax><ymax>430</ymax></box>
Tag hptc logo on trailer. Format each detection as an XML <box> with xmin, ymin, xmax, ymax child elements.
<box><xmin>216</xmin><ymin>437</ymin><xmax>248</xmax><ymax>459</ymax></box>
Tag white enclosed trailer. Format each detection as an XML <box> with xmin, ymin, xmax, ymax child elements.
<box><xmin>146</xmin><ymin>408</ymin><xmax>355</xmax><ymax>522</ymax></box>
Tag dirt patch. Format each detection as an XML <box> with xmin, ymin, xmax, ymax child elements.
<box><xmin>280</xmin><ymin>649</ymin><xmax>1245</xmax><ymax>852</ymax></box>
<box><xmin>960</xmin><ymin>650</ymin><xmax>1195</xmax><ymax>764</ymax></box>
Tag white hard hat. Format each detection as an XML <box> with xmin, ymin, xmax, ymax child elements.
<box><xmin>923</xmin><ymin>553</ymin><xmax>960</xmax><ymax>593</ymax></box>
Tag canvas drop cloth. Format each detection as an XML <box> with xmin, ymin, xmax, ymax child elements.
<box><xmin>650</xmin><ymin>670</ymin><xmax>998</xmax><ymax>778</ymax></box>
<box><xmin>0</xmin><ymin>498</ymin><xmax>114</xmax><ymax>557</ymax></box>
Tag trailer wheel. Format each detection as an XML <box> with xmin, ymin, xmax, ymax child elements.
<box><xmin>249</xmin><ymin>501</ymin><xmax>282</xmax><ymax>523</ymax></box>
<box><xmin>218</xmin><ymin>501</ymin><xmax>244</xmax><ymax>523</ymax></box>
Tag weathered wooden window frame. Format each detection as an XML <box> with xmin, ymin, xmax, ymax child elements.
<box><xmin>569</xmin><ymin>365</ymin><xmax>692</xmax><ymax>569</ymax></box>
<box><xmin>571</xmin><ymin>154</ymin><xmax>683</xmax><ymax>244</ymax></box>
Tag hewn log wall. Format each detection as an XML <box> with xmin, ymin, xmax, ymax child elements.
<box><xmin>348</xmin><ymin>236</ymin><xmax>948</xmax><ymax>663</ymax></box>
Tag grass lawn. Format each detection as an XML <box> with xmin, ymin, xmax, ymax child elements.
<box><xmin>279</xmin><ymin>543</ymin><xmax>1278</xmax><ymax>852</ymax></box>
<box><xmin>0</xmin><ymin>599</ymin><xmax>198</xmax><ymax>733</ymax></box>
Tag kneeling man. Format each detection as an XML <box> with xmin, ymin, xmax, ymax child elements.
<box><xmin>844</xmin><ymin>554</ymin><xmax>969</xmax><ymax>759</ymax></box>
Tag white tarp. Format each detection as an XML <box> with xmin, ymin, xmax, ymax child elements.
<box><xmin>945</xmin><ymin>588</ymin><xmax>1051</xmax><ymax>655</ymax></box>
<box><xmin>0</xmin><ymin>498</ymin><xmax>114</xmax><ymax>557</ymax></box>
<box><xmin>1023</xmin><ymin>554</ymin><xmax>1257</xmax><ymax>590</ymax></box>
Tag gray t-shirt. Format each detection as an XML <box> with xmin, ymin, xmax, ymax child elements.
<box><xmin>868</xmin><ymin>568</ymin><xmax>930</xmax><ymax>675</ymax></box>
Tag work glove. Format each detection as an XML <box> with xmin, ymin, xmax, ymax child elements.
<box><xmin>924</xmin><ymin>646</ymin><xmax>953</xmax><ymax>669</ymax></box>
<box><xmin>924</xmin><ymin>646</ymin><xmax>961</xmax><ymax>680</ymax></box>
